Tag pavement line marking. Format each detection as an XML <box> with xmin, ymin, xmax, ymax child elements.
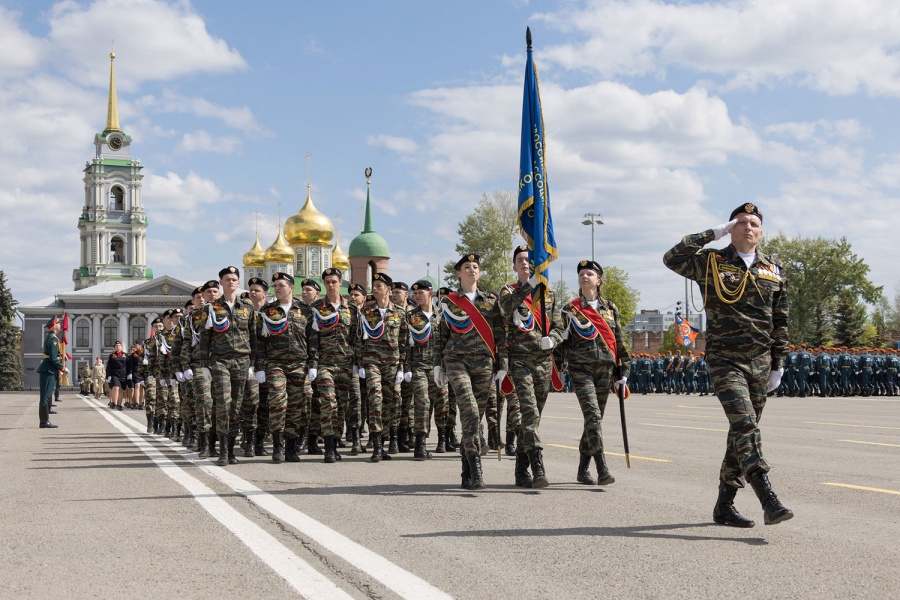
<box><xmin>838</xmin><ymin>439</ymin><xmax>900</xmax><ymax>448</ymax></box>
<box><xmin>541</xmin><ymin>415</ymin><xmax>584</xmax><ymax>421</ymax></box>
<box><xmin>655</xmin><ymin>412</ymin><xmax>723</xmax><ymax>420</ymax></box>
<box><xmin>676</xmin><ymin>405</ymin><xmax>720</xmax><ymax>410</ymax></box>
<box><xmin>640</xmin><ymin>423</ymin><xmax>728</xmax><ymax>432</ymax></box>
<box><xmin>544</xmin><ymin>443</ymin><xmax>671</xmax><ymax>462</ymax></box>
<box><xmin>821</xmin><ymin>482</ymin><xmax>900</xmax><ymax>496</ymax></box>
<box><xmin>803</xmin><ymin>421</ymin><xmax>900</xmax><ymax>430</ymax></box>
<box><xmin>96</xmin><ymin>400</ymin><xmax>453</xmax><ymax>600</ymax></box>
<box><xmin>84</xmin><ymin>399</ymin><xmax>353</xmax><ymax>600</ymax></box>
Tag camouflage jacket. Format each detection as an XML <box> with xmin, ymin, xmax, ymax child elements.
<box><xmin>434</xmin><ymin>289</ymin><xmax>508</xmax><ymax>372</ymax></box>
<box><xmin>498</xmin><ymin>281</ymin><xmax>564</xmax><ymax>357</ymax></box>
<box><xmin>153</xmin><ymin>326</ymin><xmax>180</xmax><ymax>378</ymax></box>
<box><xmin>558</xmin><ymin>292</ymin><xmax>630</xmax><ymax>377</ymax></box>
<box><xmin>198</xmin><ymin>297</ymin><xmax>259</xmax><ymax>366</ymax></box>
<box><xmin>405</xmin><ymin>304</ymin><xmax>440</xmax><ymax>368</ymax></box>
<box><xmin>140</xmin><ymin>335</ymin><xmax>157</xmax><ymax>379</ymax></box>
<box><xmin>663</xmin><ymin>230</ymin><xmax>789</xmax><ymax>369</ymax></box>
<box><xmin>307</xmin><ymin>297</ymin><xmax>358</xmax><ymax>370</ymax></box>
<box><xmin>256</xmin><ymin>298</ymin><xmax>314</xmax><ymax>369</ymax></box>
<box><xmin>357</xmin><ymin>299</ymin><xmax>408</xmax><ymax>367</ymax></box>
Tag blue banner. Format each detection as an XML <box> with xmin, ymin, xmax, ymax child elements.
<box><xmin>518</xmin><ymin>29</ymin><xmax>557</xmax><ymax>287</ymax></box>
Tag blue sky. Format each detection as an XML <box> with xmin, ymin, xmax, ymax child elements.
<box><xmin>3</xmin><ymin>0</ymin><xmax>900</xmax><ymax>316</ymax></box>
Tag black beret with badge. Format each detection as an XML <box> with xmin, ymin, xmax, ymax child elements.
<box><xmin>272</xmin><ymin>272</ymin><xmax>295</xmax><ymax>286</ymax></box>
<box><xmin>201</xmin><ymin>279</ymin><xmax>219</xmax><ymax>292</ymax></box>
<box><xmin>576</xmin><ymin>259</ymin><xmax>603</xmax><ymax>276</ymax></box>
<box><xmin>349</xmin><ymin>283</ymin><xmax>366</xmax><ymax>295</ymax></box>
<box><xmin>239</xmin><ymin>291</ymin><xmax>250</xmax><ymax>300</ymax></box>
<box><xmin>729</xmin><ymin>202</ymin><xmax>763</xmax><ymax>223</ymax></box>
<box><xmin>372</xmin><ymin>272</ymin><xmax>393</xmax><ymax>287</ymax></box>
<box><xmin>322</xmin><ymin>267</ymin><xmax>342</xmax><ymax>280</ymax></box>
<box><xmin>391</xmin><ymin>281</ymin><xmax>409</xmax><ymax>292</ymax></box>
<box><xmin>411</xmin><ymin>280</ymin><xmax>433</xmax><ymax>291</ymax></box>
<box><xmin>454</xmin><ymin>253</ymin><xmax>480</xmax><ymax>270</ymax></box>
<box><xmin>218</xmin><ymin>265</ymin><xmax>240</xmax><ymax>279</ymax></box>
<box><xmin>192</xmin><ymin>285</ymin><xmax>203</xmax><ymax>296</ymax></box>
<box><xmin>512</xmin><ymin>244</ymin><xmax>528</xmax><ymax>262</ymax></box>
<box><xmin>247</xmin><ymin>276</ymin><xmax>269</xmax><ymax>291</ymax></box>
<box><xmin>301</xmin><ymin>278</ymin><xmax>321</xmax><ymax>292</ymax></box>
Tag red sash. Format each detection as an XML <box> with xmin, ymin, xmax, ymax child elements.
<box><xmin>571</xmin><ymin>298</ymin><xmax>618</xmax><ymax>363</ymax></box>
<box><xmin>515</xmin><ymin>283</ymin><xmax>550</xmax><ymax>333</ymax></box>
<box><xmin>446</xmin><ymin>292</ymin><xmax>495</xmax><ymax>357</ymax></box>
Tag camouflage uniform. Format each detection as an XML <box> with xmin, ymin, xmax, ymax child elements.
<box><xmin>160</xmin><ymin>324</ymin><xmax>182</xmax><ymax>434</ymax></box>
<box><xmin>359</xmin><ymin>299</ymin><xmax>408</xmax><ymax>438</ymax></box>
<box><xmin>406</xmin><ymin>304</ymin><xmax>449</xmax><ymax>442</ymax></box>
<box><xmin>308</xmin><ymin>296</ymin><xmax>358</xmax><ymax>439</ymax></box>
<box><xmin>143</xmin><ymin>335</ymin><xmax>161</xmax><ymax>430</ymax></box>
<box><xmin>171</xmin><ymin>314</ymin><xmax>193</xmax><ymax>442</ymax></box>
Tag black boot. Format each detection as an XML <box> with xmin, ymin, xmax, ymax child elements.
<box><xmin>146</xmin><ymin>415</ymin><xmax>153</xmax><ymax>434</ymax></box>
<box><xmin>350</xmin><ymin>427</ymin><xmax>362</xmax><ymax>455</ymax></box>
<box><xmin>388</xmin><ymin>426</ymin><xmax>399</xmax><ymax>454</ymax></box>
<box><xmin>468</xmin><ymin>453</ymin><xmax>485</xmax><ymax>490</ymax></box>
<box><xmin>748</xmin><ymin>472</ymin><xmax>794</xmax><ymax>525</ymax></box>
<box><xmin>254</xmin><ymin>429</ymin><xmax>268</xmax><ymax>456</ymax></box>
<box><xmin>297</xmin><ymin>426</ymin><xmax>309</xmax><ymax>453</ymax></box>
<box><xmin>514</xmin><ymin>451</ymin><xmax>533</xmax><ymax>488</ymax></box>
<box><xmin>593</xmin><ymin>451</ymin><xmax>616</xmax><ymax>485</ymax></box>
<box><xmin>528</xmin><ymin>447</ymin><xmax>549</xmax><ymax>488</ymax></box>
<box><xmin>182</xmin><ymin>424</ymin><xmax>192</xmax><ymax>448</ymax></box>
<box><xmin>324</xmin><ymin>436</ymin><xmax>338</xmax><ymax>464</ymax></box>
<box><xmin>397</xmin><ymin>426</ymin><xmax>411</xmax><ymax>453</ymax></box>
<box><xmin>243</xmin><ymin>428</ymin><xmax>256</xmax><ymax>458</ymax></box>
<box><xmin>154</xmin><ymin>417</ymin><xmax>163</xmax><ymax>435</ymax></box>
<box><xmin>216</xmin><ymin>436</ymin><xmax>228</xmax><ymax>467</ymax></box>
<box><xmin>209</xmin><ymin>430</ymin><xmax>218</xmax><ymax>456</ymax></box>
<box><xmin>272</xmin><ymin>432</ymin><xmax>285</xmax><ymax>464</ymax></box>
<box><xmin>435</xmin><ymin>428</ymin><xmax>446</xmax><ymax>453</ymax></box>
<box><xmin>227</xmin><ymin>435</ymin><xmax>239</xmax><ymax>465</ymax></box>
<box><xmin>370</xmin><ymin>432</ymin><xmax>383</xmax><ymax>462</ymax></box>
<box><xmin>165</xmin><ymin>418</ymin><xmax>173</xmax><ymax>438</ymax></box>
<box><xmin>285</xmin><ymin>436</ymin><xmax>300</xmax><ymax>462</ymax></box>
<box><xmin>504</xmin><ymin>431</ymin><xmax>516</xmax><ymax>456</ymax></box>
<box><xmin>460</xmin><ymin>454</ymin><xmax>472</xmax><ymax>489</ymax></box>
<box><xmin>445</xmin><ymin>427</ymin><xmax>458</xmax><ymax>451</ymax></box>
<box><xmin>174</xmin><ymin>421</ymin><xmax>182</xmax><ymax>442</ymax></box>
<box><xmin>577</xmin><ymin>453</ymin><xmax>596</xmax><ymax>485</ymax></box>
<box><xmin>487</xmin><ymin>426</ymin><xmax>498</xmax><ymax>451</ymax></box>
<box><xmin>413</xmin><ymin>433</ymin><xmax>431</xmax><ymax>461</ymax></box>
<box><xmin>198</xmin><ymin>432</ymin><xmax>210</xmax><ymax>458</ymax></box>
<box><xmin>307</xmin><ymin>433</ymin><xmax>323</xmax><ymax>455</ymax></box>
<box><xmin>479</xmin><ymin>433</ymin><xmax>488</xmax><ymax>456</ymax></box>
<box><xmin>713</xmin><ymin>482</ymin><xmax>755</xmax><ymax>528</ymax></box>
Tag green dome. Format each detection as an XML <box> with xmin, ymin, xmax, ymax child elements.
<box><xmin>145</xmin><ymin>268</ymin><xmax>154</xmax><ymax>279</ymax></box>
<box><xmin>349</xmin><ymin>231</ymin><xmax>390</xmax><ymax>258</ymax></box>
<box><xmin>416</xmin><ymin>274</ymin><xmax>438</xmax><ymax>288</ymax></box>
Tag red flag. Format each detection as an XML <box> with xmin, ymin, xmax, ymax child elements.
<box><xmin>61</xmin><ymin>312</ymin><xmax>69</xmax><ymax>345</ymax></box>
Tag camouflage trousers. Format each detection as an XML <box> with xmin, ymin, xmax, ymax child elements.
<box><xmin>569</xmin><ymin>362</ymin><xmax>613</xmax><ymax>456</ymax></box>
<box><xmin>210</xmin><ymin>357</ymin><xmax>249</xmax><ymax>438</ymax></box>
<box><xmin>445</xmin><ymin>384</ymin><xmax>458</xmax><ymax>429</ymax></box>
<box><xmin>709</xmin><ymin>353</ymin><xmax>771</xmax><ymax>488</ymax></box>
<box><xmin>165</xmin><ymin>377</ymin><xmax>181</xmax><ymax>421</ymax></box>
<box><xmin>241</xmin><ymin>376</ymin><xmax>259</xmax><ymax>430</ymax></box>
<box><xmin>316</xmin><ymin>364</ymin><xmax>357</xmax><ymax>436</ymax></box>
<box><xmin>154</xmin><ymin>376</ymin><xmax>169</xmax><ymax>419</ymax></box>
<box><xmin>266</xmin><ymin>361</ymin><xmax>306</xmax><ymax>439</ymax></box>
<box><xmin>257</xmin><ymin>382</ymin><xmax>269</xmax><ymax>434</ymax></box>
<box><xmin>399</xmin><ymin>378</ymin><xmax>414</xmax><ymax>428</ymax></box>
<box><xmin>493</xmin><ymin>384</ymin><xmax>522</xmax><ymax>434</ymax></box>
<box><xmin>298</xmin><ymin>380</ymin><xmax>321</xmax><ymax>434</ymax></box>
<box><xmin>445</xmin><ymin>354</ymin><xmax>494</xmax><ymax>457</ymax></box>
<box><xmin>144</xmin><ymin>378</ymin><xmax>157</xmax><ymax>418</ymax></box>
<box><xmin>363</xmin><ymin>359</ymin><xmax>399</xmax><ymax>433</ymax></box>
<box><xmin>192</xmin><ymin>366</ymin><xmax>213</xmax><ymax>432</ymax></box>
<box><xmin>412</xmin><ymin>364</ymin><xmax>449</xmax><ymax>435</ymax></box>
<box><xmin>352</xmin><ymin>373</ymin><xmax>367</xmax><ymax>429</ymax></box>
<box><xmin>180</xmin><ymin>380</ymin><xmax>194</xmax><ymax>426</ymax></box>
<box><xmin>510</xmin><ymin>354</ymin><xmax>552</xmax><ymax>451</ymax></box>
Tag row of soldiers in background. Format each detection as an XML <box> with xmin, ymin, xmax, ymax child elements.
<box><xmin>626</xmin><ymin>350</ymin><xmax>711</xmax><ymax>395</ymax></box>
<box><xmin>776</xmin><ymin>344</ymin><xmax>900</xmax><ymax>398</ymax></box>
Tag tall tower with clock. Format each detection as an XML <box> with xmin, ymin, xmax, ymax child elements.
<box><xmin>73</xmin><ymin>52</ymin><xmax>152</xmax><ymax>290</ymax></box>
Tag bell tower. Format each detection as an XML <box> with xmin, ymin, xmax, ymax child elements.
<box><xmin>73</xmin><ymin>52</ymin><xmax>151</xmax><ymax>290</ymax></box>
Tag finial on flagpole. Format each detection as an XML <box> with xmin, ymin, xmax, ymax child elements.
<box><xmin>526</xmin><ymin>26</ymin><xmax>532</xmax><ymax>50</ymax></box>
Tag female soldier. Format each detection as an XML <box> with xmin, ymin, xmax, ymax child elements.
<box><xmin>559</xmin><ymin>260</ymin><xmax>630</xmax><ymax>486</ymax></box>
<box><xmin>105</xmin><ymin>341</ymin><xmax>128</xmax><ymax>411</ymax></box>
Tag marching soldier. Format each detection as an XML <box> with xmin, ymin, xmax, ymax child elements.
<box><xmin>189</xmin><ymin>280</ymin><xmax>219</xmax><ymax>457</ymax></box>
<box><xmin>391</xmin><ymin>281</ymin><xmax>415</xmax><ymax>453</ymax></box>
<box><xmin>174</xmin><ymin>292</ymin><xmax>202</xmax><ymax>449</ymax></box>
<box><xmin>298</xmin><ymin>279</ymin><xmax>323</xmax><ymax>454</ymax></box>
<box><xmin>36</xmin><ymin>317</ymin><xmax>64</xmax><ymax>428</ymax></box>
<box><xmin>239</xmin><ymin>277</ymin><xmax>269</xmax><ymax>457</ymax></box>
<box><xmin>435</xmin><ymin>254</ymin><xmax>507</xmax><ymax>490</ymax></box>
<box><xmin>348</xmin><ymin>284</ymin><xmax>369</xmax><ymax>447</ymax></box>
<box><xmin>142</xmin><ymin>318</ymin><xmax>164</xmax><ymax>434</ymax></box>
<box><xmin>664</xmin><ymin>202</ymin><xmax>793</xmax><ymax>527</ymax></box>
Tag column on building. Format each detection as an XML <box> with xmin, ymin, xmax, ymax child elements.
<box><xmin>91</xmin><ymin>313</ymin><xmax>104</xmax><ymax>361</ymax></box>
<box><xmin>118</xmin><ymin>312</ymin><xmax>130</xmax><ymax>347</ymax></box>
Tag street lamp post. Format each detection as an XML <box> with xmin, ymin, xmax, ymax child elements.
<box><xmin>581</xmin><ymin>212</ymin><xmax>604</xmax><ymax>262</ymax></box>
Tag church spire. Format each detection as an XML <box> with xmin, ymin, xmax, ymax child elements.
<box><xmin>105</xmin><ymin>51</ymin><xmax>120</xmax><ymax>132</ymax></box>
<box><xmin>363</xmin><ymin>167</ymin><xmax>374</xmax><ymax>232</ymax></box>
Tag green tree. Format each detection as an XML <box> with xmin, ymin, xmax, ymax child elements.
<box><xmin>443</xmin><ymin>190</ymin><xmax>518</xmax><ymax>292</ymax></box>
<box><xmin>832</xmin><ymin>291</ymin><xmax>867</xmax><ymax>347</ymax></box>
<box><xmin>0</xmin><ymin>271</ymin><xmax>23</xmax><ymax>391</ymax></box>
<box><xmin>660</xmin><ymin>323</ymin><xmax>680</xmax><ymax>353</ymax></box>
<box><xmin>551</xmin><ymin>275</ymin><xmax>572</xmax><ymax>304</ymax></box>
<box><xmin>601</xmin><ymin>266</ymin><xmax>640</xmax><ymax>328</ymax></box>
<box><xmin>760</xmin><ymin>234</ymin><xmax>883</xmax><ymax>343</ymax></box>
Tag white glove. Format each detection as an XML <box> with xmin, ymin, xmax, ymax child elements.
<box><xmin>352</xmin><ymin>365</ymin><xmax>359</xmax><ymax>377</ymax></box>
<box><xmin>493</xmin><ymin>369</ymin><xmax>507</xmax><ymax>383</ymax></box>
<box><xmin>106</xmin><ymin>377</ymin><xmax>111</xmax><ymax>384</ymax></box>
<box><xmin>308</xmin><ymin>368</ymin><xmax>318</xmax><ymax>382</ymax></box>
<box><xmin>170</xmin><ymin>378</ymin><xmax>178</xmax><ymax>387</ymax></box>
<box><xmin>126</xmin><ymin>374</ymin><xmax>132</xmax><ymax>381</ymax></box>
<box><xmin>404</xmin><ymin>371</ymin><xmax>412</xmax><ymax>382</ymax></box>
<box><xmin>143</xmin><ymin>358</ymin><xmax>148</xmax><ymax>365</ymax></box>
<box><xmin>175</xmin><ymin>372</ymin><xmax>184</xmax><ymax>382</ymax></box>
<box><xmin>539</xmin><ymin>336</ymin><xmax>554</xmax><ymax>350</ymax></box>
<box><xmin>527</xmin><ymin>275</ymin><xmax>539</xmax><ymax>288</ymax></box>
<box><xmin>395</xmin><ymin>371</ymin><xmax>405</xmax><ymax>385</ymax></box>
<box><xmin>63</xmin><ymin>367</ymin><xmax>69</xmax><ymax>374</ymax></box>
<box><xmin>712</xmin><ymin>218</ymin><xmax>739</xmax><ymax>241</ymax></box>
<box><xmin>614</xmin><ymin>377</ymin><xmax>628</xmax><ymax>391</ymax></box>
<box><xmin>358</xmin><ymin>367</ymin><xmax>366</xmax><ymax>379</ymax></box>
<box><xmin>433</xmin><ymin>366</ymin><xmax>445</xmax><ymax>387</ymax></box>
<box><xmin>248</xmin><ymin>367</ymin><xmax>255</xmax><ymax>377</ymax></box>
<box><xmin>147</xmin><ymin>375</ymin><xmax>155</xmax><ymax>384</ymax></box>
<box><xmin>255</xmin><ymin>370</ymin><xmax>266</xmax><ymax>384</ymax></box>
<box><xmin>200</xmin><ymin>367</ymin><xmax>211</xmax><ymax>380</ymax></box>
<box><xmin>767</xmin><ymin>367</ymin><xmax>784</xmax><ymax>393</ymax></box>
<box><xmin>183</xmin><ymin>368</ymin><xmax>194</xmax><ymax>381</ymax></box>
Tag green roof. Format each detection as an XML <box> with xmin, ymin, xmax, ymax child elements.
<box><xmin>348</xmin><ymin>232</ymin><xmax>390</xmax><ymax>258</ymax></box>
<box><xmin>100</xmin><ymin>158</ymin><xmax>139</xmax><ymax>167</ymax></box>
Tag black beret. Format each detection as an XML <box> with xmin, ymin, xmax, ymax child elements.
<box><xmin>192</xmin><ymin>286</ymin><xmax>203</xmax><ymax>296</ymax></box>
<box><xmin>391</xmin><ymin>281</ymin><xmax>409</xmax><ymax>291</ymax></box>
<box><xmin>152</xmin><ymin>317</ymin><xmax>163</xmax><ymax>325</ymax></box>
<box><xmin>163</xmin><ymin>309</ymin><xmax>175</xmax><ymax>318</ymax></box>
<box><xmin>272</xmin><ymin>272</ymin><xmax>295</xmax><ymax>286</ymax></box>
<box><xmin>729</xmin><ymin>202</ymin><xmax>763</xmax><ymax>223</ymax></box>
<box><xmin>247</xmin><ymin>276</ymin><xmax>269</xmax><ymax>291</ymax></box>
<box><xmin>184</xmin><ymin>300</ymin><xmax>193</xmax><ymax>308</ymax></box>
<box><xmin>349</xmin><ymin>283</ymin><xmax>366</xmax><ymax>295</ymax></box>
<box><xmin>577</xmin><ymin>259</ymin><xmax>603</xmax><ymax>277</ymax></box>
<box><xmin>174</xmin><ymin>308</ymin><xmax>184</xmax><ymax>316</ymax></box>
<box><xmin>218</xmin><ymin>266</ymin><xmax>240</xmax><ymax>279</ymax></box>
<box><xmin>201</xmin><ymin>280</ymin><xmax>219</xmax><ymax>292</ymax></box>
<box><xmin>454</xmin><ymin>253</ymin><xmax>480</xmax><ymax>270</ymax></box>
<box><xmin>322</xmin><ymin>268</ymin><xmax>342</xmax><ymax>280</ymax></box>
<box><xmin>438</xmin><ymin>286</ymin><xmax>452</xmax><ymax>296</ymax></box>
<box><xmin>411</xmin><ymin>280</ymin><xmax>433</xmax><ymax>291</ymax></box>
<box><xmin>372</xmin><ymin>273</ymin><xmax>393</xmax><ymax>286</ymax></box>
<box><xmin>301</xmin><ymin>278</ymin><xmax>321</xmax><ymax>292</ymax></box>
<box><xmin>513</xmin><ymin>244</ymin><xmax>528</xmax><ymax>262</ymax></box>
<box><xmin>239</xmin><ymin>291</ymin><xmax>250</xmax><ymax>300</ymax></box>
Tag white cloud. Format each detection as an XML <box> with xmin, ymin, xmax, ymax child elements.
<box><xmin>136</xmin><ymin>91</ymin><xmax>265</xmax><ymax>135</ymax></box>
<box><xmin>176</xmin><ymin>130</ymin><xmax>242</xmax><ymax>155</ymax></box>
<box><xmin>142</xmin><ymin>170</ymin><xmax>225</xmax><ymax>228</ymax></box>
<box><xmin>366</xmin><ymin>134</ymin><xmax>418</xmax><ymax>154</ymax></box>
<box><xmin>0</xmin><ymin>6</ymin><xmax>44</xmax><ymax>77</ymax></box>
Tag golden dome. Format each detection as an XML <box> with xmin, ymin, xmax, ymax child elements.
<box><xmin>284</xmin><ymin>185</ymin><xmax>334</xmax><ymax>246</ymax></box>
<box><xmin>264</xmin><ymin>223</ymin><xmax>294</xmax><ymax>264</ymax></box>
<box><xmin>242</xmin><ymin>231</ymin><xmax>265</xmax><ymax>267</ymax></box>
<box><xmin>332</xmin><ymin>234</ymin><xmax>350</xmax><ymax>270</ymax></box>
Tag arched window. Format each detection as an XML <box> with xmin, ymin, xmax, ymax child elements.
<box><xmin>310</xmin><ymin>247</ymin><xmax>320</xmax><ymax>275</ymax></box>
<box><xmin>110</xmin><ymin>186</ymin><xmax>125</xmax><ymax>211</ymax></box>
<box><xmin>75</xmin><ymin>318</ymin><xmax>91</xmax><ymax>348</ymax></box>
<box><xmin>130</xmin><ymin>318</ymin><xmax>146</xmax><ymax>346</ymax></box>
<box><xmin>110</xmin><ymin>237</ymin><xmax>125</xmax><ymax>264</ymax></box>
<box><xmin>102</xmin><ymin>318</ymin><xmax>118</xmax><ymax>349</ymax></box>
<box><xmin>295</xmin><ymin>250</ymin><xmax>305</xmax><ymax>277</ymax></box>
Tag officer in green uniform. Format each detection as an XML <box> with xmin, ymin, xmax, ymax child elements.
<box><xmin>37</xmin><ymin>316</ymin><xmax>64</xmax><ymax>428</ymax></box>
<box><xmin>664</xmin><ymin>203</ymin><xmax>793</xmax><ymax>527</ymax></box>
